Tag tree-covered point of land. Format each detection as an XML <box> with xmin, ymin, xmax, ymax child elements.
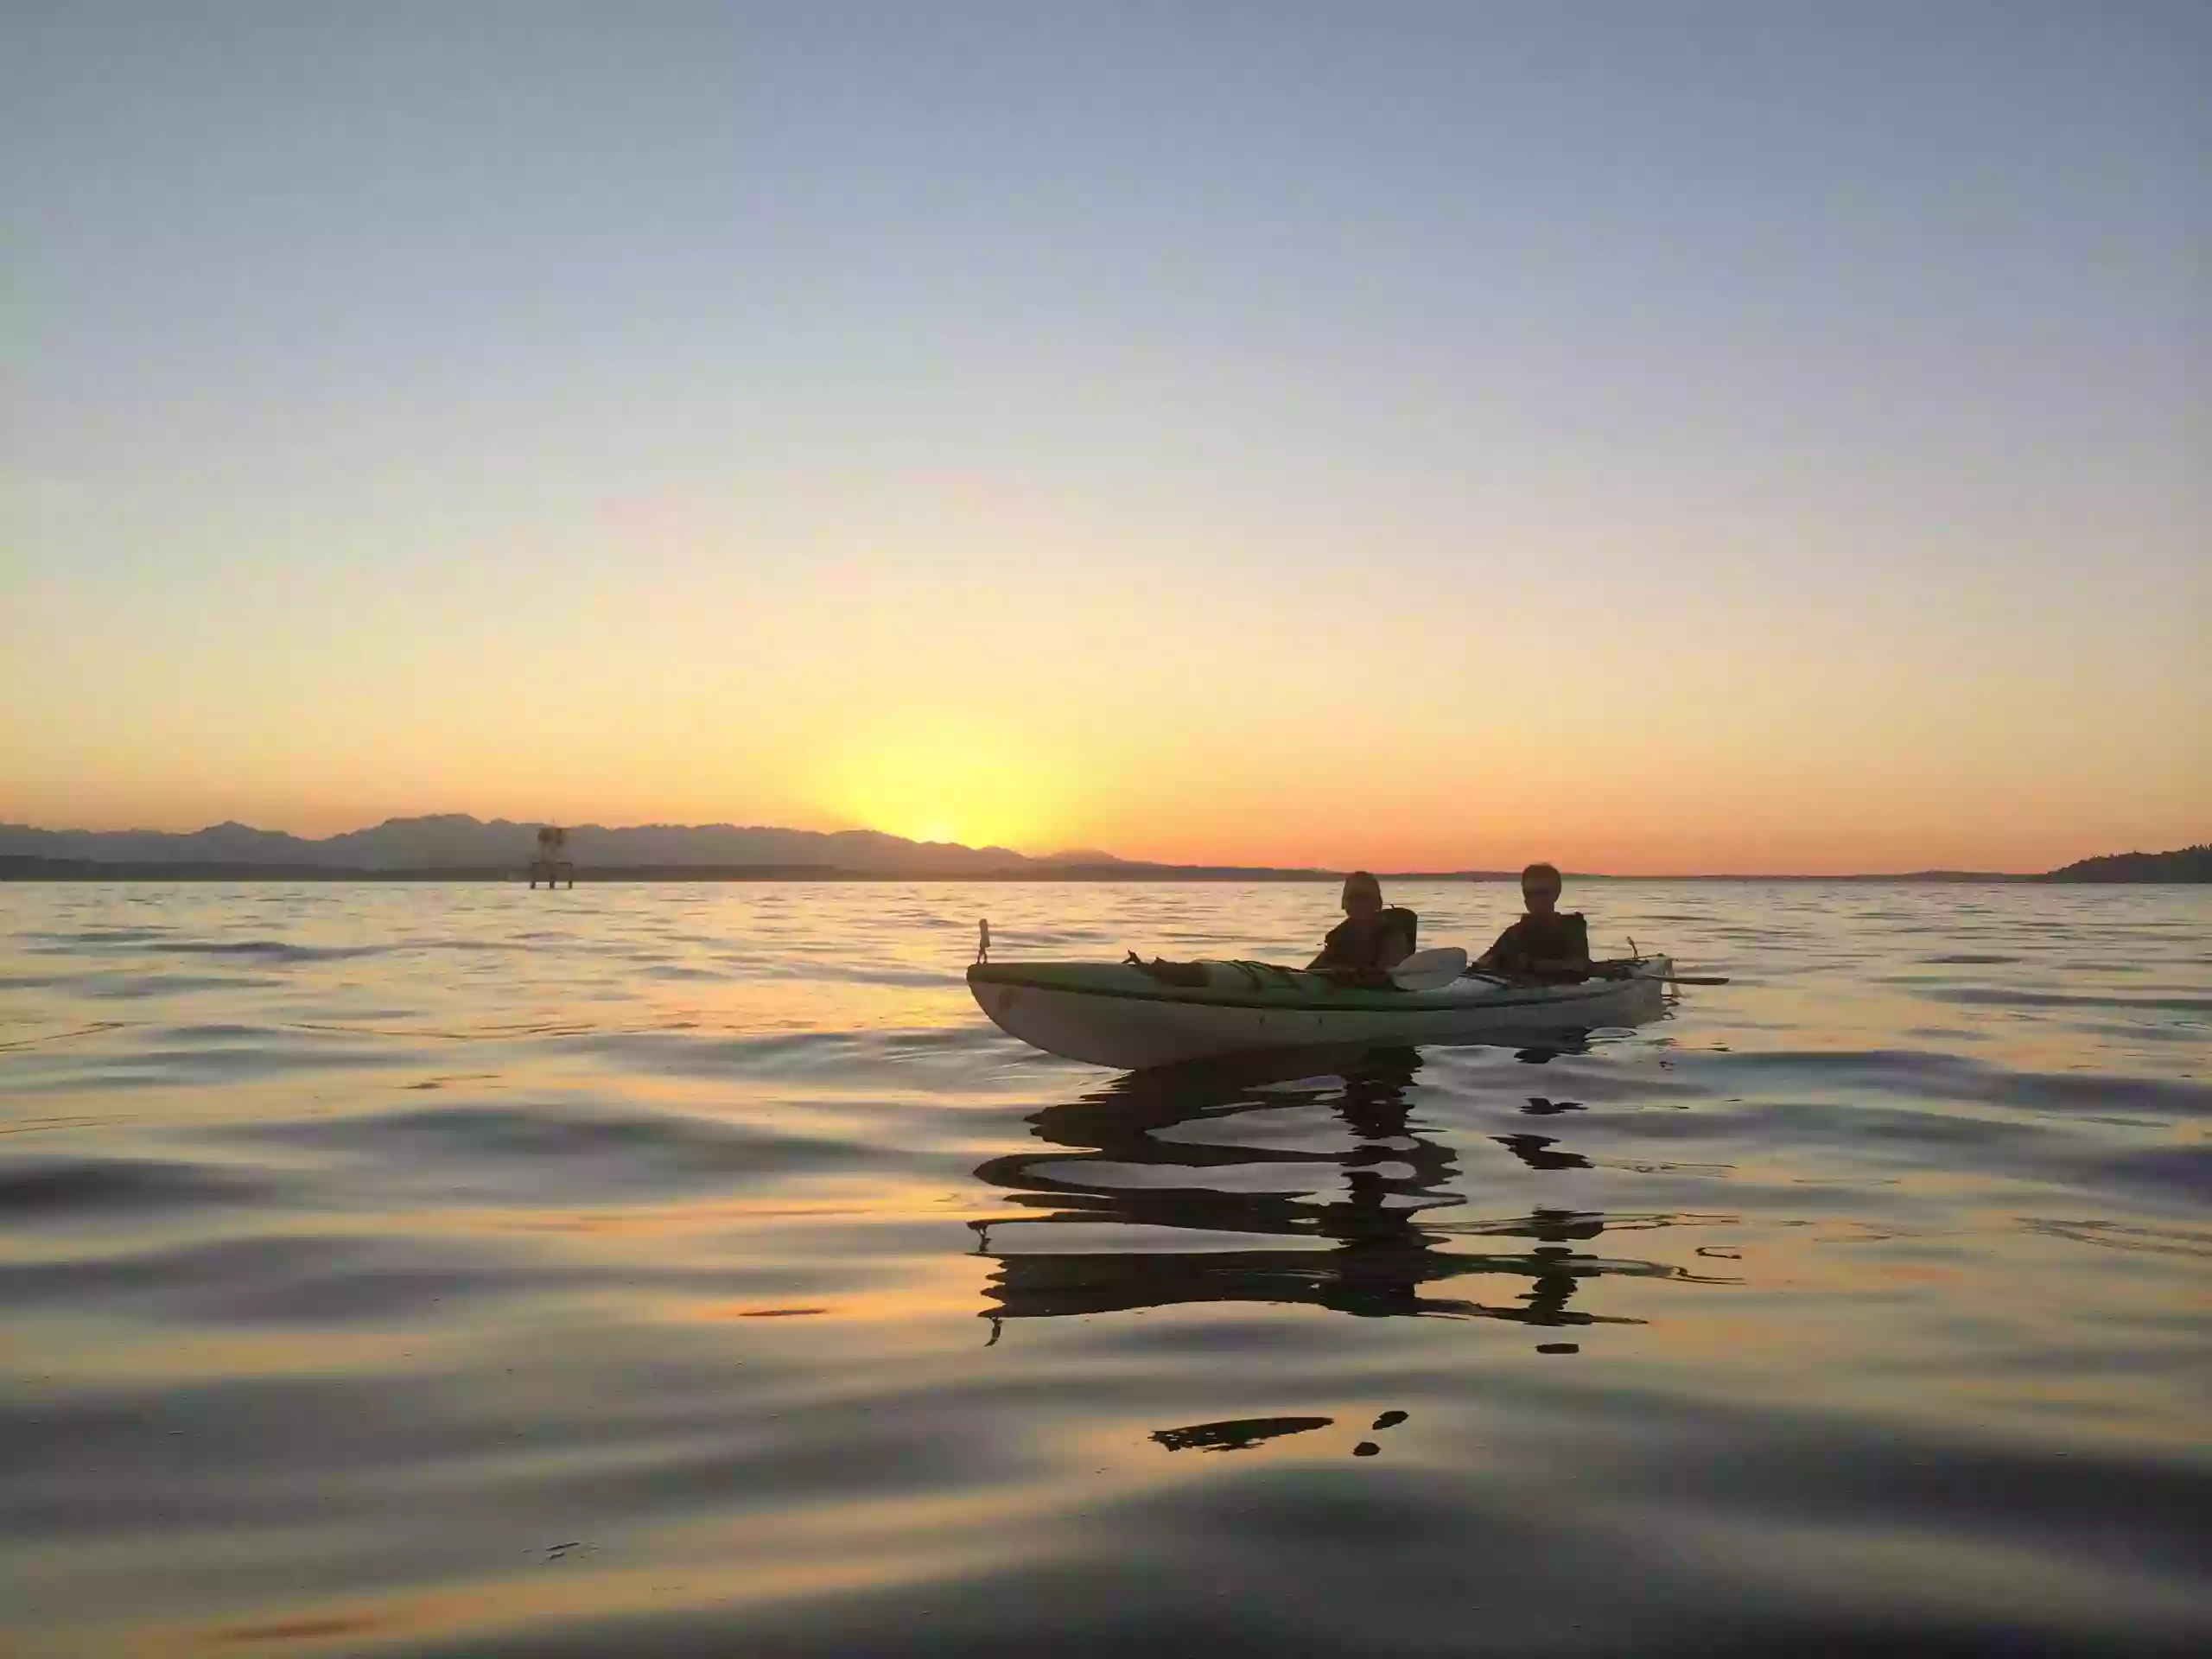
<box><xmin>2042</xmin><ymin>844</ymin><xmax>2212</xmax><ymax>882</ymax></box>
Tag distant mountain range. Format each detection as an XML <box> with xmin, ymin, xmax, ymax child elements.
<box><xmin>0</xmin><ymin>817</ymin><xmax>2204</xmax><ymax>880</ymax></box>
<box><xmin>0</xmin><ymin>816</ymin><xmax>1325</xmax><ymax>880</ymax></box>
<box><xmin>0</xmin><ymin>815</ymin><xmax>1067</xmax><ymax>874</ymax></box>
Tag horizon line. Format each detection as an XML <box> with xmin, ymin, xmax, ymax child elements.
<box><xmin>3</xmin><ymin>813</ymin><xmax>2201</xmax><ymax>883</ymax></box>
<box><xmin>0</xmin><ymin>855</ymin><xmax>2168</xmax><ymax>885</ymax></box>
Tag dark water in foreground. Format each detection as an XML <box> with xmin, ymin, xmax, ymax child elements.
<box><xmin>3</xmin><ymin>881</ymin><xmax>2207</xmax><ymax>1656</ymax></box>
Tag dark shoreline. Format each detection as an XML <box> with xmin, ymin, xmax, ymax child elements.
<box><xmin>5</xmin><ymin>857</ymin><xmax>2196</xmax><ymax>884</ymax></box>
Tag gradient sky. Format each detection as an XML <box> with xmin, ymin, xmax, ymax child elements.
<box><xmin>4</xmin><ymin>2</ymin><xmax>2206</xmax><ymax>873</ymax></box>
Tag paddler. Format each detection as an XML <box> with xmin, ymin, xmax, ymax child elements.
<box><xmin>1309</xmin><ymin>871</ymin><xmax>1416</xmax><ymax>972</ymax></box>
<box><xmin>1475</xmin><ymin>862</ymin><xmax>1593</xmax><ymax>983</ymax></box>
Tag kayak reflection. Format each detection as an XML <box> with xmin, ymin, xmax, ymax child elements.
<box><xmin>970</xmin><ymin>1047</ymin><xmax>1729</xmax><ymax>1340</ymax></box>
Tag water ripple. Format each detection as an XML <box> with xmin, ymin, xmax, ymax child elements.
<box><xmin>1</xmin><ymin>879</ymin><xmax>2205</xmax><ymax>1656</ymax></box>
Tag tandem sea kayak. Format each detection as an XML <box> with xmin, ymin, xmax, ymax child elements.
<box><xmin>967</xmin><ymin>956</ymin><xmax>1674</xmax><ymax>1070</ymax></box>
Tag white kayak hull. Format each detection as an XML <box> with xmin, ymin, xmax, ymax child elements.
<box><xmin>968</xmin><ymin>957</ymin><xmax>1672</xmax><ymax>1070</ymax></box>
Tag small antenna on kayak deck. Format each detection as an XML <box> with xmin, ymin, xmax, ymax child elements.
<box><xmin>976</xmin><ymin>918</ymin><xmax>991</xmax><ymax>964</ymax></box>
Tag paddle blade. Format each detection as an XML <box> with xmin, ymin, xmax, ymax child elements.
<box><xmin>1390</xmin><ymin>946</ymin><xmax>1469</xmax><ymax>990</ymax></box>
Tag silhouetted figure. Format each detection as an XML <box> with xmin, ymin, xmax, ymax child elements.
<box><xmin>1476</xmin><ymin>862</ymin><xmax>1590</xmax><ymax>982</ymax></box>
<box><xmin>1309</xmin><ymin>870</ymin><xmax>1416</xmax><ymax>971</ymax></box>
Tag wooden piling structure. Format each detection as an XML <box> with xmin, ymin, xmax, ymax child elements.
<box><xmin>528</xmin><ymin>825</ymin><xmax>575</xmax><ymax>889</ymax></box>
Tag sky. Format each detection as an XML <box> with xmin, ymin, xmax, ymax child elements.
<box><xmin>3</xmin><ymin>2</ymin><xmax>2206</xmax><ymax>874</ymax></box>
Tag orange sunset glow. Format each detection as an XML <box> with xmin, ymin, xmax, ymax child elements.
<box><xmin>3</xmin><ymin>7</ymin><xmax>2203</xmax><ymax>875</ymax></box>
<box><xmin>6</xmin><ymin>13</ymin><xmax>2209</xmax><ymax>1659</ymax></box>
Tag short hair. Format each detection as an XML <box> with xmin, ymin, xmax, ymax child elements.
<box><xmin>1522</xmin><ymin>861</ymin><xmax>1563</xmax><ymax>886</ymax></box>
<box><xmin>1342</xmin><ymin>869</ymin><xmax>1382</xmax><ymax>899</ymax></box>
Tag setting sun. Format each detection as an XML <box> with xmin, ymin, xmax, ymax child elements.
<box><xmin>5</xmin><ymin>10</ymin><xmax>2209</xmax><ymax>1656</ymax></box>
<box><xmin>820</xmin><ymin>724</ymin><xmax>1068</xmax><ymax>852</ymax></box>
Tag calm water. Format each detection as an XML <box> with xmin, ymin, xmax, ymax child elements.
<box><xmin>3</xmin><ymin>881</ymin><xmax>2207</xmax><ymax>1656</ymax></box>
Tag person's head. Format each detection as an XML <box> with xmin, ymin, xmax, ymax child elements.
<box><xmin>1340</xmin><ymin>870</ymin><xmax>1383</xmax><ymax>921</ymax></box>
<box><xmin>1521</xmin><ymin>861</ymin><xmax>1563</xmax><ymax>915</ymax></box>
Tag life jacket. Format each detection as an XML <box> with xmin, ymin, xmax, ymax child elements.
<box><xmin>1486</xmin><ymin>912</ymin><xmax>1588</xmax><ymax>981</ymax></box>
<box><xmin>1319</xmin><ymin>906</ymin><xmax>1419</xmax><ymax>970</ymax></box>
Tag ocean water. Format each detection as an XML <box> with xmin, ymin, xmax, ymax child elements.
<box><xmin>2</xmin><ymin>880</ymin><xmax>2207</xmax><ymax>1656</ymax></box>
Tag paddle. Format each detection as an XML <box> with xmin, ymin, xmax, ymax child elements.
<box><xmin>1389</xmin><ymin>946</ymin><xmax>1469</xmax><ymax>990</ymax></box>
<box><xmin>1665</xmin><ymin>974</ymin><xmax>1731</xmax><ymax>986</ymax></box>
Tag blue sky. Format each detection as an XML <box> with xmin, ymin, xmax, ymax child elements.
<box><xmin>4</xmin><ymin>3</ymin><xmax>2205</xmax><ymax>870</ymax></box>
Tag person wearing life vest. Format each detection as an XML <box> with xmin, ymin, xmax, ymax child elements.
<box><xmin>1310</xmin><ymin>871</ymin><xmax>1417</xmax><ymax>972</ymax></box>
<box><xmin>1476</xmin><ymin>862</ymin><xmax>1592</xmax><ymax>983</ymax></box>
